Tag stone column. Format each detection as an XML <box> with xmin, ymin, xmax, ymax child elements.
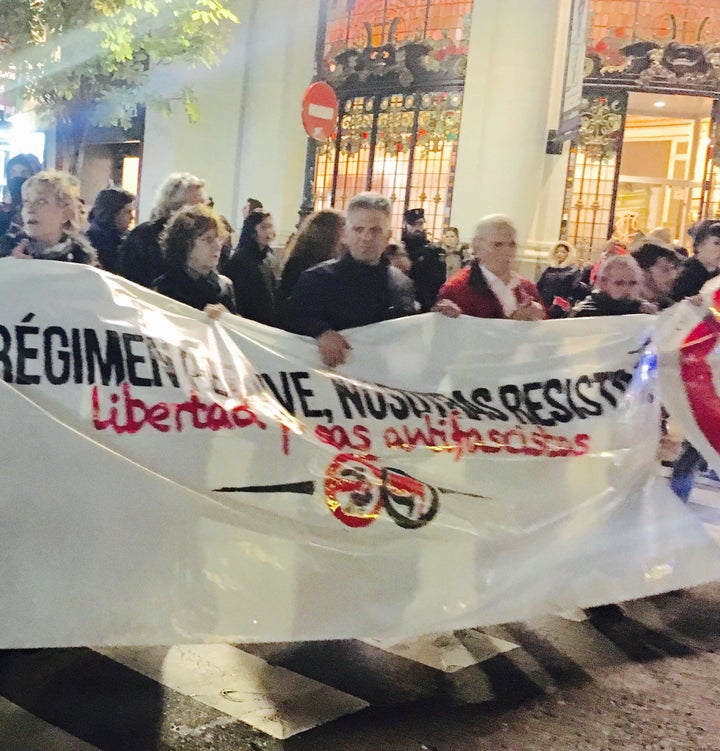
<box><xmin>139</xmin><ymin>0</ymin><xmax>320</xmax><ymax>243</ymax></box>
<box><xmin>230</xmin><ymin>0</ymin><xmax>321</xmax><ymax>242</ymax></box>
<box><xmin>451</xmin><ymin>0</ymin><xmax>563</xmax><ymax>249</ymax></box>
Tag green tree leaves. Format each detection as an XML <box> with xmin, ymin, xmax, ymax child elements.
<box><xmin>0</xmin><ymin>0</ymin><xmax>239</xmax><ymax>170</ymax></box>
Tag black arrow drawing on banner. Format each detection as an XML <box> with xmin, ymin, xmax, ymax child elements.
<box><xmin>213</xmin><ymin>482</ymin><xmax>489</xmax><ymax>500</ymax></box>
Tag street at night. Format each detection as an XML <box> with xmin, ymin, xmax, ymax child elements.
<box><xmin>1</xmin><ymin>486</ymin><xmax>719</xmax><ymax>751</ymax></box>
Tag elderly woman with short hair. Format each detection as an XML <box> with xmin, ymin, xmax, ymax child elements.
<box><xmin>117</xmin><ymin>171</ymin><xmax>208</xmax><ymax>288</ymax></box>
<box><xmin>153</xmin><ymin>203</ymin><xmax>236</xmax><ymax>318</ymax></box>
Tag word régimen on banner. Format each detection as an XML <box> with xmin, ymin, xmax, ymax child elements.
<box><xmin>1</xmin><ymin>318</ymin><xmax>637</xmax><ymax>458</ymax></box>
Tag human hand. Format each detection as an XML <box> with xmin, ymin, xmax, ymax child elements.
<box><xmin>639</xmin><ymin>300</ymin><xmax>659</xmax><ymax>315</ymax></box>
<box><xmin>511</xmin><ymin>300</ymin><xmax>545</xmax><ymax>321</ymax></box>
<box><xmin>431</xmin><ymin>298</ymin><xmax>462</xmax><ymax>318</ymax></box>
<box><xmin>11</xmin><ymin>239</ymin><xmax>31</xmax><ymax>259</ymax></box>
<box><xmin>317</xmin><ymin>329</ymin><xmax>351</xmax><ymax>368</ymax></box>
<box><xmin>204</xmin><ymin>303</ymin><xmax>229</xmax><ymax>320</ymax></box>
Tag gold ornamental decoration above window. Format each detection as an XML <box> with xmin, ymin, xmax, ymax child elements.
<box><xmin>415</xmin><ymin>92</ymin><xmax>462</xmax><ymax>157</ymax></box>
<box><xmin>585</xmin><ymin>11</ymin><xmax>720</xmax><ymax>95</ymax></box>
<box><xmin>578</xmin><ymin>95</ymin><xmax>623</xmax><ymax>162</ymax></box>
<box><xmin>325</xmin><ymin>17</ymin><xmax>469</xmax><ymax>97</ymax></box>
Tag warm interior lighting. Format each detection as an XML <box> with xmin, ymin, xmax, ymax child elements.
<box><xmin>121</xmin><ymin>156</ymin><xmax>140</xmax><ymax>195</ymax></box>
<box><xmin>653</xmin><ymin>101</ymin><xmax>666</xmax><ymax>108</ymax></box>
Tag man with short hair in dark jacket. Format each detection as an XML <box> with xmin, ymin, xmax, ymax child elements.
<box><xmin>283</xmin><ymin>192</ymin><xmax>458</xmax><ymax>367</ymax></box>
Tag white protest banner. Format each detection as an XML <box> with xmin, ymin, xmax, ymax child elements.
<box><xmin>1</xmin><ymin>261</ymin><xmax>719</xmax><ymax>647</ymax></box>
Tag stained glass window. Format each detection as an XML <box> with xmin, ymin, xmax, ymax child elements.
<box><xmin>312</xmin><ymin>0</ymin><xmax>473</xmax><ymax>239</ymax></box>
<box><xmin>588</xmin><ymin>0</ymin><xmax>720</xmax><ymax>65</ymax></box>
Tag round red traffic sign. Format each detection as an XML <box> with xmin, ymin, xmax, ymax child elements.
<box><xmin>301</xmin><ymin>81</ymin><xmax>338</xmax><ymax>142</ymax></box>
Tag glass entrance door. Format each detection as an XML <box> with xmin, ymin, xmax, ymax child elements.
<box><xmin>615</xmin><ymin>92</ymin><xmax>714</xmax><ymax>249</ymax></box>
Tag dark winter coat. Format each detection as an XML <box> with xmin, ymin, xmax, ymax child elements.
<box><xmin>224</xmin><ymin>242</ymin><xmax>277</xmax><ymax>326</ymax></box>
<box><xmin>282</xmin><ymin>253</ymin><xmax>419</xmax><ymax>338</ymax></box>
<box><xmin>152</xmin><ymin>268</ymin><xmax>237</xmax><ymax>314</ymax></box>
<box><xmin>569</xmin><ymin>290</ymin><xmax>644</xmax><ymax>318</ymax></box>
<box><xmin>87</xmin><ymin>221</ymin><xmax>126</xmax><ymax>274</ymax></box>
<box><xmin>116</xmin><ymin>218</ymin><xmax>167</xmax><ymax>288</ymax></box>
<box><xmin>403</xmin><ymin>236</ymin><xmax>447</xmax><ymax>313</ymax></box>
<box><xmin>536</xmin><ymin>264</ymin><xmax>587</xmax><ymax>317</ymax></box>
<box><xmin>670</xmin><ymin>257</ymin><xmax>719</xmax><ymax>301</ymax></box>
<box><xmin>278</xmin><ymin>254</ymin><xmax>315</xmax><ymax>306</ymax></box>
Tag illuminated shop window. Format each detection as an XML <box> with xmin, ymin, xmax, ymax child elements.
<box><xmin>562</xmin><ymin>1</ymin><xmax>720</xmax><ymax>255</ymax></box>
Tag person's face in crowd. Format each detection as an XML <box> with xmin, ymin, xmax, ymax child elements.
<box><xmin>442</xmin><ymin>229</ymin><xmax>459</xmax><ymax>250</ymax></box>
<box><xmin>647</xmin><ymin>257</ymin><xmax>679</xmax><ymax>294</ymax></box>
<box><xmin>553</xmin><ymin>244</ymin><xmax>570</xmax><ymax>264</ymax></box>
<box><xmin>183</xmin><ymin>185</ymin><xmax>208</xmax><ymax>208</ymax></box>
<box><xmin>474</xmin><ymin>223</ymin><xmax>517</xmax><ymax>278</ymax></box>
<box><xmin>22</xmin><ymin>183</ymin><xmax>74</xmax><ymax>245</ymax></box>
<box><xmin>695</xmin><ymin>233</ymin><xmax>720</xmax><ymax>270</ymax></box>
<box><xmin>254</xmin><ymin>216</ymin><xmax>275</xmax><ymax>248</ymax></box>
<box><xmin>187</xmin><ymin>227</ymin><xmax>222</xmax><ymax>275</ymax></box>
<box><xmin>114</xmin><ymin>201</ymin><xmax>135</xmax><ymax>233</ymax></box>
<box><xmin>345</xmin><ymin>207</ymin><xmax>392</xmax><ymax>265</ymax></box>
<box><xmin>404</xmin><ymin>219</ymin><xmax>426</xmax><ymax>240</ymax></box>
<box><xmin>598</xmin><ymin>263</ymin><xmax>642</xmax><ymax>301</ymax></box>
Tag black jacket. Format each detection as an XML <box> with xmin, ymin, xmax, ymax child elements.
<box><xmin>403</xmin><ymin>236</ymin><xmax>446</xmax><ymax>312</ymax></box>
<box><xmin>116</xmin><ymin>218</ymin><xmax>167</xmax><ymax>288</ymax></box>
<box><xmin>282</xmin><ymin>253</ymin><xmax>418</xmax><ymax>338</ymax></box>
<box><xmin>536</xmin><ymin>265</ymin><xmax>587</xmax><ymax>313</ymax></box>
<box><xmin>87</xmin><ymin>222</ymin><xmax>126</xmax><ymax>273</ymax></box>
<box><xmin>153</xmin><ymin>268</ymin><xmax>237</xmax><ymax>313</ymax></box>
<box><xmin>569</xmin><ymin>290</ymin><xmax>644</xmax><ymax>318</ymax></box>
<box><xmin>278</xmin><ymin>254</ymin><xmax>314</xmax><ymax>306</ymax></box>
<box><xmin>224</xmin><ymin>242</ymin><xmax>277</xmax><ymax>326</ymax></box>
<box><xmin>670</xmin><ymin>257</ymin><xmax>718</xmax><ymax>301</ymax></box>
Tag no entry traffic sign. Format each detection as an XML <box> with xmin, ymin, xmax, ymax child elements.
<box><xmin>301</xmin><ymin>81</ymin><xmax>338</xmax><ymax>142</ymax></box>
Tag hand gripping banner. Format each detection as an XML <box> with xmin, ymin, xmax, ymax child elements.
<box><xmin>1</xmin><ymin>262</ymin><xmax>719</xmax><ymax>647</ymax></box>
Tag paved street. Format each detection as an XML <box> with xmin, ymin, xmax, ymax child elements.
<box><xmin>2</xmin><ymin>480</ymin><xmax>720</xmax><ymax>751</ymax></box>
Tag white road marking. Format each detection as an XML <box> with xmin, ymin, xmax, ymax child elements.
<box><xmin>95</xmin><ymin>644</ymin><xmax>368</xmax><ymax>740</ymax></box>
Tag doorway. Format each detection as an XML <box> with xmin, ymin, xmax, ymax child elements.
<box><xmin>615</xmin><ymin>92</ymin><xmax>714</xmax><ymax>250</ymax></box>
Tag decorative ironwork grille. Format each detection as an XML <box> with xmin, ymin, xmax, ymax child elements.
<box><xmin>314</xmin><ymin>90</ymin><xmax>462</xmax><ymax>237</ymax></box>
<box><xmin>310</xmin><ymin>0</ymin><xmax>472</xmax><ymax>238</ymax></box>
<box><xmin>562</xmin><ymin>89</ymin><xmax>628</xmax><ymax>254</ymax></box>
<box><xmin>697</xmin><ymin>98</ymin><xmax>720</xmax><ymax>220</ymax></box>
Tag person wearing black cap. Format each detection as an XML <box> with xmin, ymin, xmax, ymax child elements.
<box><xmin>401</xmin><ymin>207</ymin><xmax>447</xmax><ymax>312</ymax></box>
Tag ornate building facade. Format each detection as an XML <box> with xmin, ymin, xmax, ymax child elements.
<box><xmin>310</xmin><ymin>0</ymin><xmax>473</xmax><ymax>237</ymax></box>
<box><xmin>564</xmin><ymin>0</ymin><xmax>720</xmax><ymax>256</ymax></box>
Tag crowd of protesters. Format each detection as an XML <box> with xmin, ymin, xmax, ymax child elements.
<box><xmin>2</xmin><ymin>157</ymin><xmax>720</xmax><ymax>503</ymax></box>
